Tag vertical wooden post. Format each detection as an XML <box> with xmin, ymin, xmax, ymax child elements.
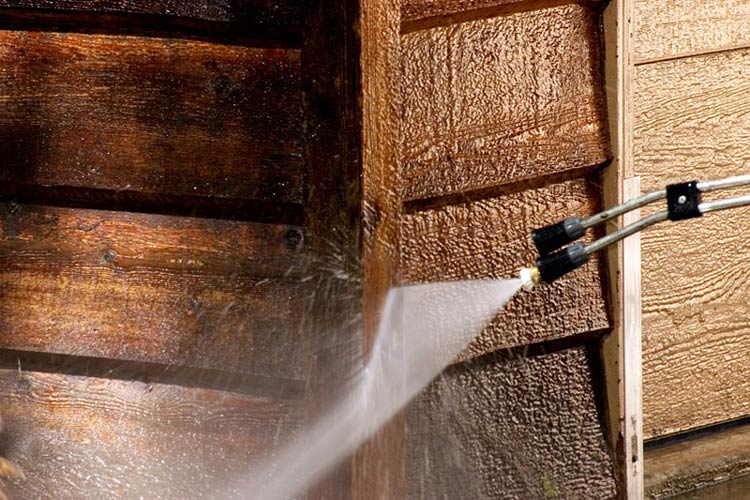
<box><xmin>304</xmin><ymin>0</ymin><xmax>404</xmax><ymax>496</ymax></box>
<box><xmin>602</xmin><ymin>0</ymin><xmax>642</xmax><ymax>498</ymax></box>
<box><xmin>302</xmin><ymin>0</ymin><xmax>363</xmax><ymax>498</ymax></box>
<box><xmin>354</xmin><ymin>0</ymin><xmax>404</xmax><ymax>497</ymax></box>
<box><xmin>622</xmin><ymin>177</ymin><xmax>644</xmax><ymax>498</ymax></box>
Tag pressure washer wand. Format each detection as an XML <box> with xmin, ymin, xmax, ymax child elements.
<box><xmin>520</xmin><ymin>175</ymin><xmax>750</xmax><ymax>291</ymax></box>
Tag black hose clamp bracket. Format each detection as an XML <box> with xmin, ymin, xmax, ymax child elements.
<box><xmin>667</xmin><ymin>181</ymin><xmax>702</xmax><ymax>221</ymax></box>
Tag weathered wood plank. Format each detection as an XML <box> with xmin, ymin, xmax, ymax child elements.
<box><xmin>0</xmin><ymin>203</ymin><xmax>306</xmax><ymax>379</ymax></box>
<box><xmin>401</xmin><ymin>177</ymin><xmax>610</xmax><ymax>358</ymax></box>
<box><xmin>0</xmin><ymin>0</ymin><xmax>303</xmax><ymax>29</ymax></box>
<box><xmin>403</xmin><ymin>0</ymin><xmax>527</xmax><ymax>22</ymax></box>
<box><xmin>0</xmin><ymin>31</ymin><xmax>304</xmax><ymax>204</ymax></box>
<box><xmin>407</xmin><ymin>346</ymin><xmax>616</xmax><ymax>499</ymax></box>
<box><xmin>634</xmin><ymin>50</ymin><xmax>750</xmax><ymax>437</ymax></box>
<box><xmin>634</xmin><ymin>0</ymin><xmax>750</xmax><ymax>64</ymax></box>
<box><xmin>400</xmin><ymin>3</ymin><xmax>609</xmax><ymax>201</ymax></box>
<box><xmin>0</xmin><ymin>369</ymin><xmax>303</xmax><ymax>499</ymax></box>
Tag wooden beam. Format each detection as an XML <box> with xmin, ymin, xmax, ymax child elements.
<box><xmin>301</xmin><ymin>0</ymin><xmax>363</xmax><ymax>497</ymax></box>
<box><xmin>622</xmin><ymin>176</ymin><xmax>644</xmax><ymax>498</ymax></box>
<box><xmin>601</xmin><ymin>0</ymin><xmax>641</xmax><ymax>498</ymax></box>
<box><xmin>353</xmin><ymin>0</ymin><xmax>403</xmax><ymax>494</ymax></box>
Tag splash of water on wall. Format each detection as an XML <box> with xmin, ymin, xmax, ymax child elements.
<box><xmin>234</xmin><ymin>278</ymin><xmax>521</xmax><ymax>499</ymax></box>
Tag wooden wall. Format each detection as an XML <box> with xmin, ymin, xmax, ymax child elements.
<box><xmin>0</xmin><ymin>0</ymin><xmax>628</xmax><ymax>497</ymax></box>
<box><xmin>397</xmin><ymin>1</ymin><xmax>618</xmax><ymax>497</ymax></box>
<box><xmin>632</xmin><ymin>0</ymin><xmax>750</xmax><ymax>439</ymax></box>
<box><xmin>0</xmin><ymin>2</ymin><xmax>325</xmax><ymax>497</ymax></box>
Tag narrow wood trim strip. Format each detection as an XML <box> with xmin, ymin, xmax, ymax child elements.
<box><xmin>402</xmin><ymin>163</ymin><xmax>606</xmax><ymax>213</ymax></box>
<box><xmin>400</xmin><ymin>0</ymin><xmax>579</xmax><ymax>35</ymax></box>
<box><xmin>622</xmin><ymin>176</ymin><xmax>644</xmax><ymax>499</ymax></box>
<box><xmin>601</xmin><ymin>1</ymin><xmax>641</xmax><ymax>498</ymax></box>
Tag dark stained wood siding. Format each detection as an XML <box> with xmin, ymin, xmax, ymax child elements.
<box><xmin>0</xmin><ymin>2</ymin><xmax>311</xmax><ymax>497</ymax></box>
<box><xmin>0</xmin><ymin>369</ymin><xmax>303</xmax><ymax>499</ymax></box>
<box><xmin>0</xmin><ymin>203</ymin><xmax>305</xmax><ymax>379</ymax></box>
<box><xmin>0</xmin><ymin>0</ymin><xmax>304</xmax><ymax>33</ymax></box>
<box><xmin>0</xmin><ymin>31</ymin><xmax>304</xmax><ymax>204</ymax></box>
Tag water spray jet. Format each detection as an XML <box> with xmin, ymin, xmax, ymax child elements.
<box><xmin>520</xmin><ymin>174</ymin><xmax>750</xmax><ymax>290</ymax></box>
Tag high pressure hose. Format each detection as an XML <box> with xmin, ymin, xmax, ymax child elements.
<box><xmin>520</xmin><ymin>175</ymin><xmax>750</xmax><ymax>291</ymax></box>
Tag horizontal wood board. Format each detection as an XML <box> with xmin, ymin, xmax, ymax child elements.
<box><xmin>0</xmin><ymin>0</ymin><xmax>303</xmax><ymax>29</ymax></box>
<box><xmin>635</xmin><ymin>49</ymin><xmax>750</xmax><ymax>437</ymax></box>
<box><xmin>0</xmin><ymin>369</ymin><xmax>303</xmax><ymax>499</ymax></box>
<box><xmin>0</xmin><ymin>203</ymin><xmax>306</xmax><ymax>380</ymax></box>
<box><xmin>634</xmin><ymin>0</ymin><xmax>750</xmax><ymax>63</ymax></box>
<box><xmin>0</xmin><ymin>31</ymin><xmax>304</xmax><ymax>204</ymax></box>
<box><xmin>400</xmin><ymin>3</ymin><xmax>609</xmax><ymax>201</ymax></box>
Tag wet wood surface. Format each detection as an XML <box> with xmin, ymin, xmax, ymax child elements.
<box><xmin>634</xmin><ymin>0</ymin><xmax>750</xmax><ymax>63</ymax></box>
<box><xmin>634</xmin><ymin>49</ymin><xmax>750</xmax><ymax>438</ymax></box>
<box><xmin>0</xmin><ymin>369</ymin><xmax>303</xmax><ymax>499</ymax></box>
<box><xmin>0</xmin><ymin>203</ymin><xmax>306</xmax><ymax>380</ymax></box>
<box><xmin>400</xmin><ymin>3</ymin><xmax>609</xmax><ymax>201</ymax></box>
<box><xmin>401</xmin><ymin>177</ymin><xmax>609</xmax><ymax>358</ymax></box>
<box><xmin>354</xmin><ymin>0</ymin><xmax>405</xmax><ymax>493</ymax></box>
<box><xmin>0</xmin><ymin>31</ymin><xmax>304</xmax><ymax>204</ymax></box>
<box><xmin>407</xmin><ymin>345</ymin><xmax>616</xmax><ymax>499</ymax></box>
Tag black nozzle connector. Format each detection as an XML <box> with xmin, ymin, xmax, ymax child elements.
<box><xmin>531</xmin><ymin>217</ymin><xmax>586</xmax><ymax>256</ymax></box>
<box><xmin>667</xmin><ymin>181</ymin><xmax>702</xmax><ymax>221</ymax></box>
<box><xmin>536</xmin><ymin>243</ymin><xmax>590</xmax><ymax>284</ymax></box>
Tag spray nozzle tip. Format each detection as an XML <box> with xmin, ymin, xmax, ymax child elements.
<box><xmin>519</xmin><ymin>266</ymin><xmax>541</xmax><ymax>291</ymax></box>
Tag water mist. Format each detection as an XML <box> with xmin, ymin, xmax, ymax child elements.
<box><xmin>235</xmin><ymin>278</ymin><xmax>522</xmax><ymax>499</ymax></box>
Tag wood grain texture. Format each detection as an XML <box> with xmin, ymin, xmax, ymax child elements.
<box><xmin>400</xmin><ymin>0</ymin><xmax>585</xmax><ymax>32</ymax></box>
<box><xmin>634</xmin><ymin>50</ymin><xmax>750</xmax><ymax>437</ymax></box>
<box><xmin>0</xmin><ymin>0</ymin><xmax>303</xmax><ymax>28</ymax></box>
<box><xmin>400</xmin><ymin>3</ymin><xmax>610</xmax><ymax>201</ymax></box>
<box><xmin>0</xmin><ymin>369</ymin><xmax>303</xmax><ymax>499</ymax></box>
<box><xmin>634</xmin><ymin>51</ymin><xmax>750</xmax><ymax>191</ymax></box>
<box><xmin>407</xmin><ymin>346</ymin><xmax>617</xmax><ymax>499</ymax></box>
<box><xmin>0</xmin><ymin>203</ymin><xmax>306</xmax><ymax>379</ymax></box>
<box><xmin>401</xmin><ymin>177</ymin><xmax>610</xmax><ymax>358</ymax></box>
<box><xmin>0</xmin><ymin>31</ymin><xmax>304</xmax><ymax>204</ymax></box>
<box><xmin>634</xmin><ymin>0</ymin><xmax>750</xmax><ymax>64</ymax></box>
<box><xmin>354</xmin><ymin>0</ymin><xmax>405</xmax><ymax>495</ymax></box>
